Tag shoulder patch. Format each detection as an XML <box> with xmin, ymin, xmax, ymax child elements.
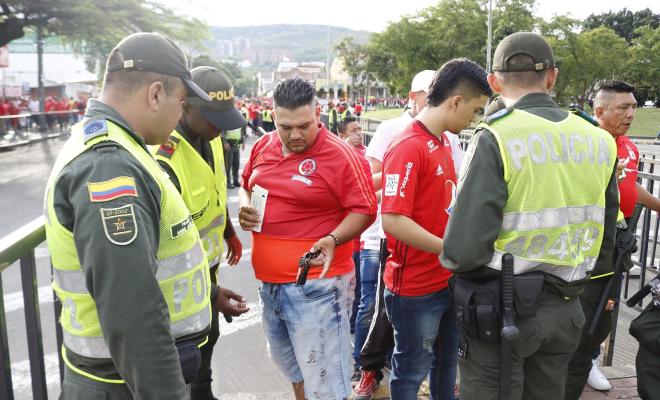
<box><xmin>156</xmin><ymin>136</ymin><xmax>181</xmax><ymax>159</ymax></box>
<box><xmin>87</xmin><ymin>176</ymin><xmax>138</xmax><ymax>202</ymax></box>
<box><xmin>100</xmin><ymin>204</ymin><xmax>138</xmax><ymax>245</ymax></box>
<box><xmin>83</xmin><ymin>119</ymin><xmax>108</xmax><ymax>143</ymax></box>
<box><xmin>484</xmin><ymin>108</ymin><xmax>513</xmax><ymax>124</ymax></box>
<box><xmin>571</xmin><ymin>109</ymin><xmax>599</xmax><ymax>126</ymax></box>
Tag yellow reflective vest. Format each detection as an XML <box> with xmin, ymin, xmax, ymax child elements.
<box><xmin>45</xmin><ymin>120</ymin><xmax>211</xmax><ymax>381</ymax></box>
<box><xmin>154</xmin><ymin>130</ymin><xmax>228</xmax><ymax>268</ymax></box>
<box><xmin>482</xmin><ymin>109</ymin><xmax>617</xmax><ymax>283</ymax></box>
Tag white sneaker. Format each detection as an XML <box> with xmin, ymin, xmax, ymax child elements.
<box><xmin>587</xmin><ymin>359</ymin><xmax>611</xmax><ymax>391</ymax></box>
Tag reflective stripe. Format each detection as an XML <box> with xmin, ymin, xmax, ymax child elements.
<box><xmin>63</xmin><ymin>331</ymin><xmax>111</xmax><ymax>358</ymax></box>
<box><xmin>488</xmin><ymin>250</ymin><xmax>595</xmax><ymax>282</ymax></box>
<box><xmin>198</xmin><ymin>215</ymin><xmax>224</xmax><ymax>239</ymax></box>
<box><xmin>501</xmin><ymin>205</ymin><xmax>605</xmax><ymax>231</ymax></box>
<box><xmin>53</xmin><ymin>269</ymin><xmax>88</xmax><ymax>293</ymax></box>
<box><xmin>63</xmin><ymin>304</ymin><xmax>211</xmax><ymax>359</ymax></box>
<box><xmin>171</xmin><ymin>303</ymin><xmax>211</xmax><ymax>338</ymax></box>
<box><xmin>155</xmin><ymin>243</ymin><xmax>205</xmax><ymax>281</ymax></box>
<box><xmin>54</xmin><ymin>243</ymin><xmax>205</xmax><ymax>292</ymax></box>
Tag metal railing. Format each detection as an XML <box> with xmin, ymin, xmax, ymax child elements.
<box><xmin>0</xmin><ymin>217</ymin><xmax>63</xmax><ymax>400</ymax></box>
<box><xmin>0</xmin><ymin>110</ymin><xmax>79</xmax><ymax>148</ymax></box>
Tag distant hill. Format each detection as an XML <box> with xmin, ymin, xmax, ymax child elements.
<box><xmin>210</xmin><ymin>24</ymin><xmax>371</xmax><ymax>61</ymax></box>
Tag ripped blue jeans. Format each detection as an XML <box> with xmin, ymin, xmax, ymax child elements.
<box><xmin>259</xmin><ymin>271</ymin><xmax>353</xmax><ymax>400</ymax></box>
<box><xmin>384</xmin><ymin>287</ymin><xmax>458</xmax><ymax>400</ymax></box>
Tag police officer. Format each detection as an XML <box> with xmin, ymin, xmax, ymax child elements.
<box><xmin>222</xmin><ymin>117</ymin><xmax>246</xmax><ymax>189</ymax></box>
<box><xmin>154</xmin><ymin>66</ymin><xmax>249</xmax><ymax>400</ymax></box>
<box><xmin>262</xmin><ymin>105</ymin><xmax>275</xmax><ymax>132</ymax></box>
<box><xmin>45</xmin><ymin>32</ymin><xmax>214</xmax><ymax>399</ymax></box>
<box><xmin>440</xmin><ymin>32</ymin><xmax>620</xmax><ymax>400</ymax></box>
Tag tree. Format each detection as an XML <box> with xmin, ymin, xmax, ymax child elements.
<box><xmin>625</xmin><ymin>26</ymin><xmax>660</xmax><ymax>105</ymax></box>
<box><xmin>334</xmin><ymin>37</ymin><xmax>370</xmax><ymax>100</ymax></box>
<box><xmin>583</xmin><ymin>8</ymin><xmax>659</xmax><ymax>44</ymax></box>
<box><xmin>543</xmin><ymin>19</ymin><xmax>629</xmax><ymax>107</ymax></box>
<box><xmin>0</xmin><ymin>0</ymin><xmax>209</xmax><ymax>72</ymax></box>
<box><xmin>365</xmin><ymin>0</ymin><xmax>538</xmax><ymax>96</ymax></box>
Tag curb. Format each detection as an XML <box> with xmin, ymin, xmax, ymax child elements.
<box><xmin>0</xmin><ymin>131</ymin><xmax>68</xmax><ymax>149</ymax></box>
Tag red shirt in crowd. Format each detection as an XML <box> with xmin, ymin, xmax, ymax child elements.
<box><xmin>616</xmin><ymin>135</ymin><xmax>640</xmax><ymax>218</ymax></box>
<box><xmin>381</xmin><ymin>120</ymin><xmax>457</xmax><ymax>296</ymax></box>
<box><xmin>242</xmin><ymin>125</ymin><xmax>377</xmax><ymax>282</ymax></box>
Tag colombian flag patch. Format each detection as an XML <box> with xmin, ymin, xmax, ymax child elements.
<box><xmin>87</xmin><ymin>176</ymin><xmax>138</xmax><ymax>202</ymax></box>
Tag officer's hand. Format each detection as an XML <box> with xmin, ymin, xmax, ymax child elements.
<box><xmin>225</xmin><ymin>234</ymin><xmax>242</xmax><ymax>265</ymax></box>
<box><xmin>223</xmin><ymin>141</ymin><xmax>230</xmax><ymax>151</ymax></box>
<box><xmin>309</xmin><ymin>236</ymin><xmax>336</xmax><ymax>279</ymax></box>
<box><xmin>238</xmin><ymin>206</ymin><xmax>260</xmax><ymax>231</ymax></box>
<box><xmin>241</xmin><ymin>143</ymin><xmax>246</xmax><ymax>151</ymax></box>
<box><xmin>215</xmin><ymin>287</ymin><xmax>249</xmax><ymax>317</ymax></box>
<box><xmin>617</xmin><ymin>159</ymin><xmax>627</xmax><ymax>182</ymax></box>
<box><xmin>616</xmin><ymin>227</ymin><xmax>638</xmax><ymax>254</ymax></box>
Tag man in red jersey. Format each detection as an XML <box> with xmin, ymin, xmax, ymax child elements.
<box><xmin>381</xmin><ymin>58</ymin><xmax>491</xmax><ymax>399</ymax></box>
<box><xmin>565</xmin><ymin>80</ymin><xmax>660</xmax><ymax>399</ymax></box>
<box><xmin>238</xmin><ymin>78</ymin><xmax>377</xmax><ymax>400</ymax></box>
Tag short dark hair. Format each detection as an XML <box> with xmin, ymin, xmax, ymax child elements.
<box><xmin>273</xmin><ymin>78</ymin><xmax>316</xmax><ymax>110</ymax></box>
<box><xmin>339</xmin><ymin>116</ymin><xmax>358</xmax><ymax>133</ymax></box>
<box><xmin>426</xmin><ymin>58</ymin><xmax>492</xmax><ymax>107</ymax></box>
<box><xmin>494</xmin><ymin>54</ymin><xmax>548</xmax><ymax>88</ymax></box>
<box><xmin>593</xmin><ymin>80</ymin><xmax>636</xmax><ymax>108</ymax></box>
<box><xmin>596</xmin><ymin>80</ymin><xmax>635</xmax><ymax>94</ymax></box>
<box><xmin>103</xmin><ymin>49</ymin><xmax>180</xmax><ymax>95</ymax></box>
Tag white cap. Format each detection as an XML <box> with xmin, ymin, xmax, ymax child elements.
<box><xmin>410</xmin><ymin>70</ymin><xmax>436</xmax><ymax>93</ymax></box>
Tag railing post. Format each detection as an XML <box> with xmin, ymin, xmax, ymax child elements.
<box><xmin>51</xmin><ymin>261</ymin><xmax>64</xmax><ymax>384</ymax></box>
<box><xmin>0</xmin><ymin>273</ymin><xmax>15</xmax><ymax>400</ymax></box>
<box><xmin>20</xmin><ymin>251</ymin><xmax>47</xmax><ymax>399</ymax></box>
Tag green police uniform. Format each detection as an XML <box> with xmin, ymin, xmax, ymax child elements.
<box><xmin>154</xmin><ymin>65</ymin><xmax>247</xmax><ymax>400</ymax></box>
<box><xmin>328</xmin><ymin>107</ymin><xmax>338</xmax><ymax>133</ymax></box>
<box><xmin>630</xmin><ymin>296</ymin><xmax>660</xmax><ymax>399</ymax></box>
<box><xmin>156</xmin><ymin>124</ymin><xmax>227</xmax><ymax>399</ymax></box>
<box><xmin>46</xmin><ymin>99</ymin><xmax>211</xmax><ymax>399</ymax></box>
<box><xmin>441</xmin><ymin>92</ymin><xmax>619</xmax><ymax>400</ymax></box>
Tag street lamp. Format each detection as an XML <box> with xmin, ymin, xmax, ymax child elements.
<box><xmin>486</xmin><ymin>0</ymin><xmax>493</xmax><ymax>73</ymax></box>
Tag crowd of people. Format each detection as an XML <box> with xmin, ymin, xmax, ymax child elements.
<box><xmin>0</xmin><ymin>95</ymin><xmax>87</xmax><ymax>136</ymax></box>
<box><xmin>42</xmin><ymin>29</ymin><xmax>660</xmax><ymax>400</ymax></box>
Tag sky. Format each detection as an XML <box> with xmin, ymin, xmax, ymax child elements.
<box><xmin>160</xmin><ymin>0</ymin><xmax>659</xmax><ymax>32</ymax></box>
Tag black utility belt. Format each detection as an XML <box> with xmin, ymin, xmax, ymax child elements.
<box><xmin>449</xmin><ymin>272</ymin><xmax>545</xmax><ymax>342</ymax></box>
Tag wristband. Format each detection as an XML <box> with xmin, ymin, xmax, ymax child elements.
<box><xmin>326</xmin><ymin>233</ymin><xmax>340</xmax><ymax>247</ymax></box>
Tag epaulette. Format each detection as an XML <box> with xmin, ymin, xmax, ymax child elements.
<box><xmin>571</xmin><ymin>109</ymin><xmax>599</xmax><ymax>127</ymax></box>
<box><xmin>83</xmin><ymin>118</ymin><xmax>108</xmax><ymax>143</ymax></box>
<box><xmin>484</xmin><ymin>108</ymin><xmax>513</xmax><ymax>124</ymax></box>
<box><xmin>156</xmin><ymin>136</ymin><xmax>181</xmax><ymax>159</ymax></box>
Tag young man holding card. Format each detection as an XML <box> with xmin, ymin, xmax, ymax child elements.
<box><xmin>381</xmin><ymin>58</ymin><xmax>491</xmax><ymax>399</ymax></box>
<box><xmin>238</xmin><ymin>78</ymin><xmax>377</xmax><ymax>400</ymax></box>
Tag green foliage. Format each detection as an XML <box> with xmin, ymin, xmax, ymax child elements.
<box><xmin>625</xmin><ymin>26</ymin><xmax>660</xmax><ymax>105</ymax></box>
<box><xmin>0</xmin><ymin>0</ymin><xmax>210</xmax><ymax>74</ymax></box>
<box><xmin>583</xmin><ymin>8</ymin><xmax>659</xmax><ymax>44</ymax></box>
<box><xmin>367</xmin><ymin>0</ymin><xmax>537</xmax><ymax>96</ymax></box>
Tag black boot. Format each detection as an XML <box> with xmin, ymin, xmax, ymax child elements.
<box><xmin>190</xmin><ymin>382</ymin><xmax>218</xmax><ymax>400</ymax></box>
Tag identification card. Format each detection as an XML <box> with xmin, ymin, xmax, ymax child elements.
<box><xmin>251</xmin><ymin>184</ymin><xmax>268</xmax><ymax>233</ymax></box>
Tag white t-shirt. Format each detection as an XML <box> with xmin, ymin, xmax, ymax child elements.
<box><xmin>28</xmin><ymin>100</ymin><xmax>40</xmax><ymax>113</ymax></box>
<box><xmin>360</xmin><ymin>111</ymin><xmax>465</xmax><ymax>248</ymax></box>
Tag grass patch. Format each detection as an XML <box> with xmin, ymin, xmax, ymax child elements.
<box><xmin>362</xmin><ymin>107</ymin><xmax>659</xmax><ymax>137</ymax></box>
<box><xmin>628</xmin><ymin>108</ymin><xmax>660</xmax><ymax>137</ymax></box>
<box><xmin>362</xmin><ymin>108</ymin><xmax>405</xmax><ymax>121</ymax></box>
